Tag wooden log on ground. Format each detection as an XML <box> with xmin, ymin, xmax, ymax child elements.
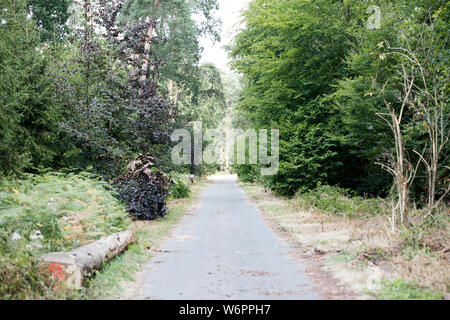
<box><xmin>39</xmin><ymin>230</ymin><xmax>134</xmax><ymax>289</ymax></box>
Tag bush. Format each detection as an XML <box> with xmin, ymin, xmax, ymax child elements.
<box><xmin>0</xmin><ymin>239</ymin><xmax>80</xmax><ymax>299</ymax></box>
<box><xmin>295</xmin><ymin>184</ymin><xmax>387</xmax><ymax>217</ymax></box>
<box><xmin>0</xmin><ymin>245</ymin><xmax>58</xmax><ymax>300</ymax></box>
<box><xmin>114</xmin><ymin>155</ymin><xmax>169</xmax><ymax>220</ymax></box>
<box><xmin>400</xmin><ymin>209</ymin><xmax>450</xmax><ymax>253</ymax></box>
<box><xmin>169</xmin><ymin>177</ymin><xmax>191</xmax><ymax>200</ymax></box>
<box><xmin>232</xmin><ymin>164</ymin><xmax>261</xmax><ymax>183</ymax></box>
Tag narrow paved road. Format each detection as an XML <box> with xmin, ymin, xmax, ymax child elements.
<box><xmin>134</xmin><ymin>175</ymin><xmax>320</xmax><ymax>300</ymax></box>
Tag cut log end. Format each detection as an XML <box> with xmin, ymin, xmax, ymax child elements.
<box><xmin>40</xmin><ymin>230</ymin><xmax>135</xmax><ymax>289</ymax></box>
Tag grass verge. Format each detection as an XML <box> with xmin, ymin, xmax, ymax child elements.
<box><xmin>240</xmin><ymin>182</ymin><xmax>448</xmax><ymax>300</ymax></box>
<box><xmin>0</xmin><ymin>172</ymin><xmax>131</xmax><ymax>300</ymax></box>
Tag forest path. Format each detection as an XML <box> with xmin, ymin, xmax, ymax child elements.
<box><xmin>132</xmin><ymin>175</ymin><xmax>321</xmax><ymax>300</ymax></box>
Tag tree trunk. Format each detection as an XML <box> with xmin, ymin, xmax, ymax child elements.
<box><xmin>169</xmin><ymin>79</ymin><xmax>174</xmax><ymax>102</ymax></box>
<box><xmin>174</xmin><ymin>86</ymin><xmax>179</xmax><ymax>105</ymax></box>
<box><xmin>39</xmin><ymin>230</ymin><xmax>134</xmax><ymax>289</ymax></box>
<box><xmin>140</xmin><ymin>0</ymin><xmax>161</xmax><ymax>82</ymax></box>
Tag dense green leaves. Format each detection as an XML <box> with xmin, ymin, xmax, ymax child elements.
<box><xmin>231</xmin><ymin>0</ymin><xmax>449</xmax><ymax>202</ymax></box>
<box><xmin>0</xmin><ymin>0</ymin><xmax>63</xmax><ymax>174</ymax></box>
<box><xmin>28</xmin><ymin>0</ymin><xmax>71</xmax><ymax>41</ymax></box>
<box><xmin>231</xmin><ymin>0</ymin><xmax>360</xmax><ymax>195</ymax></box>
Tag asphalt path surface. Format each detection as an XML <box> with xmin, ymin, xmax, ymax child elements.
<box><xmin>134</xmin><ymin>175</ymin><xmax>320</xmax><ymax>300</ymax></box>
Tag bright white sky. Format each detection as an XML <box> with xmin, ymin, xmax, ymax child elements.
<box><xmin>198</xmin><ymin>0</ymin><xmax>251</xmax><ymax>73</ymax></box>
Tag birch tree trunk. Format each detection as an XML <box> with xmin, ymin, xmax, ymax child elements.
<box><xmin>376</xmin><ymin>65</ymin><xmax>415</xmax><ymax>228</ymax></box>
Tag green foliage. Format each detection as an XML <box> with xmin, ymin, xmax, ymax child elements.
<box><xmin>0</xmin><ymin>172</ymin><xmax>130</xmax><ymax>252</ymax></box>
<box><xmin>0</xmin><ymin>172</ymin><xmax>130</xmax><ymax>299</ymax></box>
<box><xmin>294</xmin><ymin>184</ymin><xmax>387</xmax><ymax>218</ymax></box>
<box><xmin>0</xmin><ymin>245</ymin><xmax>67</xmax><ymax>300</ymax></box>
<box><xmin>233</xmin><ymin>164</ymin><xmax>261</xmax><ymax>183</ymax></box>
<box><xmin>176</xmin><ymin>63</ymin><xmax>227</xmax><ymax>129</ymax></box>
<box><xmin>331</xmin><ymin>0</ymin><xmax>449</xmax><ymax>202</ymax></box>
<box><xmin>121</xmin><ymin>0</ymin><xmax>220</xmax><ymax>89</ymax></box>
<box><xmin>28</xmin><ymin>0</ymin><xmax>71</xmax><ymax>41</ymax></box>
<box><xmin>169</xmin><ymin>176</ymin><xmax>191</xmax><ymax>200</ymax></box>
<box><xmin>373</xmin><ymin>279</ymin><xmax>444</xmax><ymax>300</ymax></box>
<box><xmin>328</xmin><ymin>249</ymin><xmax>360</xmax><ymax>265</ymax></box>
<box><xmin>52</xmin><ymin>38</ymin><xmax>131</xmax><ymax>178</ymax></box>
<box><xmin>399</xmin><ymin>209</ymin><xmax>450</xmax><ymax>255</ymax></box>
<box><xmin>267</xmin><ymin>106</ymin><xmax>343</xmax><ymax>196</ymax></box>
<box><xmin>0</xmin><ymin>0</ymin><xmax>64</xmax><ymax>174</ymax></box>
<box><xmin>173</xmin><ymin>63</ymin><xmax>227</xmax><ymax>177</ymax></box>
<box><xmin>230</xmin><ymin>0</ymin><xmax>363</xmax><ymax>195</ymax></box>
<box><xmin>230</xmin><ymin>0</ymin><xmax>449</xmax><ymax>202</ymax></box>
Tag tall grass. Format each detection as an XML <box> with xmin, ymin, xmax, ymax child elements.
<box><xmin>294</xmin><ymin>185</ymin><xmax>388</xmax><ymax>218</ymax></box>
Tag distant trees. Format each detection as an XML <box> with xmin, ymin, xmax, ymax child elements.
<box><xmin>171</xmin><ymin>63</ymin><xmax>227</xmax><ymax>175</ymax></box>
<box><xmin>177</xmin><ymin>63</ymin><xmax>227</xmax><ymax>127</ymax></box>
<box><xmin>27</xmin><ymin>0</ymin><xmax>71</xmax><ymax>41</ymax></box>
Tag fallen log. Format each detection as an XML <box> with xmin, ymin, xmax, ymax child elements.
<box><xmin>39</xmin><ymin>230</ymin><xmax>135</xmax><ymax>289</ymax></box>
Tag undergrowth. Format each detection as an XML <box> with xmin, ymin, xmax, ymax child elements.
<box><xmin>294</xmin><ymin>184</ymin><xmax>387</xmax><ymax>217</ymax></box>
<box><xmin>372</xmin><ymin>279</ymin><xmax>444</xmax><ymax>300</ymax></box>
<box><xmin>0</xmin><ymin>172</ymin><xmax>130</xmax><ymax>299</ymax></box>
<box><xmin>168</xmin><ymin>175</ymin><xmax>191</xmax><ymax>200</ymax></box>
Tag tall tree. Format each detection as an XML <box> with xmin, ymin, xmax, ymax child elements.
<box><xmin>231</xmin><ymin>0</ymin><xmax>359</xmax><ymax>195</ymax></box>
<box><xmin>121</xmin><ymin>0</ymin><xmax>221</xmax><ymax>91</ymax></box>
<box><xmin>230</xmin><ymin>0</ymin><xmax>449</xmax><ymax>208</ymax></box>
<box><xmin>28</xmin><ymin>0</ymin><xmax>72</xmax><ymax>41</ymax></box>
<box><xmin>53</xmin><ymin>0</ymin><xmax>176</xmax><ymax>178</ymax></box>
<box><xmin>0</xmin><ymin>0</ymin><xmax>62</xmax><ymax>174</ymax></box>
